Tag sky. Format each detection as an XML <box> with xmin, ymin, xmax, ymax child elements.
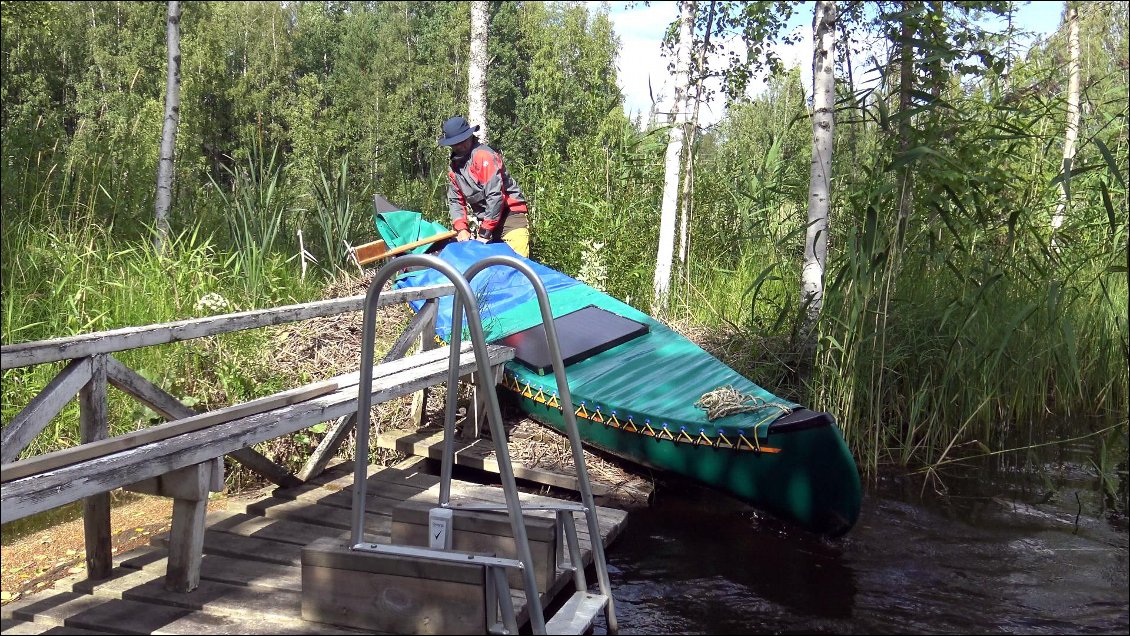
<box><xmin>594</xmin><ymin>1</ymin><xmax>1067</xmax><ymax>128</ymax></box>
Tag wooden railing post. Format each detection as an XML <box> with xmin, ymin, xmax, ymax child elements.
<box><xmin>410</xmin><ymin>302</ymin><xmax>439</xmax><ymax>430</ymax></box>
<box><xmin>78</xmin><ymin>354</ymin><xmax>111</xmax><ymax>580</ymax></box>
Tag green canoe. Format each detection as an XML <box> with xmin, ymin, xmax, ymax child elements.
<box><xmin>375</xmin><ymin>208</ymin><xmax>862</xmax><ymax>536</ymax></box>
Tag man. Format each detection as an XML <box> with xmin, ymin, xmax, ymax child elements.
<box><xmin>438</xmin><ymin>115</ymin><xmax>530</xmax><ymax>257</ymax></box>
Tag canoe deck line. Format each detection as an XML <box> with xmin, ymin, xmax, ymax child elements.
<box><xmin>375</xmin><ymin>209</ymin><xmax>863</xmax><ymax>536</ymax></box>
<box><xmin>0</xmin><ymin>458</ymin><xmax>628</xmax><ymax>635</ymax></box>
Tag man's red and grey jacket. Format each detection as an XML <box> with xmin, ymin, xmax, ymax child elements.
<box><xmin>447</xmin><ymin>142</ymin><xmax>528</xmax><ymax>240</ymax></box>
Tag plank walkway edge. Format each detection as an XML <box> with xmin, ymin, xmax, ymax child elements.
<box><xmin>2</xmin><ymin>458</ymin><xmax>628</xmax><ymax>635</ymax></box>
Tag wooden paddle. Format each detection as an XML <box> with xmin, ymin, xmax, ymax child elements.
<box><xmin>352</xmin><ymin>229</ymin><xmax>457</xmax><ymax>266</ymax></box>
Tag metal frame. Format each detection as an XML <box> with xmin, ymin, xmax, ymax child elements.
<box><xmin>461</xmin><ymin>255</ymin><xmax>618</xmax><ymax>634</ymax></box>
<box><xmin>351</xmin><ymin>254</ymin><xmax>547</xmax><ymax>634</ymax></box>
<box><xmin>350</xmin><ymin>253</ymin><xmax>619</xmax><ymax>635</ymax></box>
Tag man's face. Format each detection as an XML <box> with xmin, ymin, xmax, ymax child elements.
<box><xmin>452</xmin><ymin>138</ymin><xmax>474</xmax><ymax>155</ymax></box>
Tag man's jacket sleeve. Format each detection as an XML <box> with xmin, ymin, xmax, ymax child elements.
<box><xmin>447</xmin><ymin>172</ymin><xmax>469</xmax><ymax>232</ymax></box>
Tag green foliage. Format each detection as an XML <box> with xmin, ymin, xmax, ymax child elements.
<box><xmin>309</xmin><ymin>154</ymin><xmax>366</xmax><ymax>275</ymax></box>
<box><xmin>2</xmin><ymin>0</ymin><xmax>1125</xmax><ymax>484</ymax></box>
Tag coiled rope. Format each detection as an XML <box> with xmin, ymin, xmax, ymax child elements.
<box><xmin>695</xmin><ymin>385</ymin><xmax>768</xmax><ymax>421</ymax></box>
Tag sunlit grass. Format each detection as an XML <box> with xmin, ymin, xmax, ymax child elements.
<box><xmin>1</xmin><ymin>195</ymin><xmax>321</xmax><ymax>459</ymax></box>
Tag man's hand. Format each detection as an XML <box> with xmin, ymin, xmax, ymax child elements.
<box><xmin>456</xmin><ymin>229</ymin><xmax>472</xmax><ymax>242</ymax></box>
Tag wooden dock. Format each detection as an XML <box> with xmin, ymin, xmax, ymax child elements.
<box><xmin>377</xmin><ymin>425</ymin><xmax>654</xmax><ymax>508</ymax></box>
<box><xmin>0</xmin><ymin>457</ymin><xmax>628</xmax><ymax>635</ymax></box>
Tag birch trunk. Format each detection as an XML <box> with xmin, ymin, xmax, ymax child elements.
<box><xmin>154</xmin><ymin>1</ymin><xmax>181</xmax><ymax>254</ymax></box>
<box><xmin>895</xmin><ymin>1</ymin><xmax>913</xmax><ymax>239</ymax></box>
<box><xmin>1051</xmin><ymin>3</ymin><xmax>1080</xmax><ymax>235</ymax></box>
<box><xmin>468</xmin><ymin>1</ymin><xmax>489</xmax><ymax>143</ymax></box>
<box><xmin>653</xmin><ymin>0</ymin><xmax>695</xmax><ymax>313</ymax></box>
<box><xmin>800</xmin><ymin>1</ymin><xmax>837</xmax><ymax>359</ymax></box>
<box><xmin>678</xmin><ymin>1</ymin><xmax>717</xmax><ymax>269</ymax></box>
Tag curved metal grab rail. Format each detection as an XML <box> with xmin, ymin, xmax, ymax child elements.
<box><xmin>462</xmin><ymin>255</ymin><xmax>619</xmax><ymax>634</ymax></box>
<box><xmin>349</xmin><ymin>254</ymin><xmax>547</xmax><ymax>634</ymax></box>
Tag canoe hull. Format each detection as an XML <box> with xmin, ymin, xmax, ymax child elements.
<box><xmin>506</xmin><ymin>375</ymin><xmax>862</xmax><ymax>537</ymax></box>
<box><xmin>372</xmin><ymin>209</ymin><xmax>863</xmax><ymax>536</ymax></box>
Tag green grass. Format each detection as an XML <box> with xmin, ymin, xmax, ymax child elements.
<box><xmin>1</xmin><ymin>207</ymin><xmax>321</xmax><ymax>459</ymax></box>
<box><xmin>1</xmin><ymin>139</ymin><xmax>1125</xmax><ymax>496</ymax></box>
<box><xmin>671</xmin><ymin>202</ymin><xmax>1129</xmax><ymax>478</ymax></box>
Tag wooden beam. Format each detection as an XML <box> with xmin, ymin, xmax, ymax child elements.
<box><xmin>1</xmin><ymin>366</ymin><xmax>338</xmax><ymax>483</ymax></box>
<box><xmin>228</xmin><ymin>448</ymin><xmax>303</xmax><ymax>489</ymax></box>
<box><xmin>1</xmin><ymin>343</ymin><xmax>514</xmax><ymax>522</ymax></box>
<box><xmin>162</xmin><ymin>463</ymin><xmax>211</xmax><ymax>592</ymax></box>
<box><xmin>385</xmin><ymin>299</ymin><xmax>441</xmax><ymax>364</ymax></box>
<box><xmin>125</xmin><ymin>461</ymin><xmax>215</xmax><ymax>500</ymax></box>
<box><xmin>101</xmin><ymin>356</ymin><xmax>304</xmax><ymax>488</ymax></box>
<box><xmin>295</xmin><ymin>413</ymin><xmax>356</xmax><ymax>483</ymax></box>
<box><xmin>1</xmin><ymin>357</ymin><xmax>93</xmax><ymax>463</ymax></box>
<box><xmin>79</xmin><ymin>354</ymin><xmax>111</xmax><ymax>580</ymax></box>
<box><xmin>297</xmin><ymin>299</ymin><xmax>440</xmax><ymax>483</ymax></box>
<box><xmin>411</xmin><ymin>304</ymin><xmax>440</xmax><ymax>430</ymax></box>
<box><xmin>1</xmin><ymin>283</ymin><xmax>454</xmax><ymax>370</ymax></box>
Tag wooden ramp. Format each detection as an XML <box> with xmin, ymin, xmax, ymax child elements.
<box><xmin>0</xmin><ymin>457</ymin><xmax>627</xmax><ymax>635</ymax></box>
<box><xmin>378</xmin><ymin>426</ymin><xmax>654</xmax><ymax>508</ymax></box>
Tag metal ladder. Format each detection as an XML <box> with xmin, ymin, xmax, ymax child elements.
<box><xmin>349</xmin><ymin>254</ymin><xmax>617</xmax><ymax>635</ymax></box>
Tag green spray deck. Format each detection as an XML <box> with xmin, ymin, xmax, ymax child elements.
<box><xmin>376</xmin><ymin>210</ymin><xmax>862</xmax><ymax>536</ymax></box>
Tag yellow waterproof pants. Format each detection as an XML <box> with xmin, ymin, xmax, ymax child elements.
<box><xmin>501</xmin><ymin>227</ymin><xmax>529</xmax><ymax>258</ymax></box>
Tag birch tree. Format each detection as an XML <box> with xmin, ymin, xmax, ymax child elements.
<box><xmin>653</xmin><ymin>0</ymin><xmax>694</xmax><ymax>313</ymax></box>
<box><xmin>1051</xmin><ymin>2</ymin><xmax>1080</xmax><ymax>238</ymax></box>
<box><xmin>154</xmin><ymin>0</ymin><xmax>181</xmax><ymax>254</ymax></box>
<box><xmin>895</xmin><ymin>0</ymin><xmax>915</xmax><ymax>238</ymax></box>
<box><xmin>800</xmin><ymin>0</ymin><xmax>837</xmax><ymax>361</ymax></box>
<box><xmin>677</xmin><ymin>0</ymin><xmax>717</xmax><ymax>271</ymax></box>
<box><xmin>468</xmin><ymin>1</ymin><xmax>489</xmax><ymax>143</ymax></box>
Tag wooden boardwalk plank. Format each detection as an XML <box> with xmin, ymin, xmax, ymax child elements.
<box><xmin>377</xmin><ymin>428</ymin><xmax>618</xmax><ymax>495</ymax></box>
<box><xmin>295</xmin><ymin>458</ymin><xmax>438</xmax><ymax>493</ymax></box>
<box><xmin>3</xmin><ymin>463</ymin><xmax>627</xmax><ymax>636</ymax></box>
<box><xmin>272</xmin><ymin>484</ymin><xmax>409</xmax><ymax>512</ymax></box>
<box><xmin>72</xmin><ymin>566</ymin><xmax>306</xmax><ymax>623</ymax></box>
<box><xmin>116</xmin><ymin>547</ymin><xmax>302</xmax><ymax>593</ymax></box>
<box><xmin>7</xmin><ymin>591</ymin><xmax>368</xmax><ymax>634</ymax></box>
<box><xmin>277</xmin><ymin>474</ymin><xmax>428</xmax><ymax>502</ymax></box>
<box><xmin>205</xmin><ymin>511</ymin><xmax>346</xmax><ymax>546</ymax></box>
<box><xmin>0</xmin><ymin>618</ymin><xmax>111</xmax><ymax>635</ymax></box>
<box><xmin>238</xmin><ymin>498</ymin><xmax>392</xmax><ymax>536</ymax></box>
<box><xmin>154</xmin><ymin>529</ymin><xmax>302</xmax><ymax>567</ymax></box>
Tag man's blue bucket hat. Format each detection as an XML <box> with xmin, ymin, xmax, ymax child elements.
<box><xmin>437</xmin><ymin>115</ymin><xmax>479</xmax><ymax>146</ymax></box>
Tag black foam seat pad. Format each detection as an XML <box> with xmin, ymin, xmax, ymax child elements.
<box><xmin>493</xmin><ymin>305</ymin><xmax>649</xmax><ymax>375</ymax></box>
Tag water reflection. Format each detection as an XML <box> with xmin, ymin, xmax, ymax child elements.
<box><xmin>593</xmin><ymin>465</ymin><xmax>1128</xmax><ymax>634</ymax></box>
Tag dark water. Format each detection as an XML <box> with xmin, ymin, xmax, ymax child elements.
<box><xmin>591</xmin><ymin>463</ymin><xmax>1129</xmax><ymax>634</ymax></box>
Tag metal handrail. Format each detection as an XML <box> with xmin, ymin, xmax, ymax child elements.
<box><xmin>350</xmin><ymin>254</ymin><xmax>547</xmax><ymax>634</ymax></box>
<box><xmin>462</xmin><ymin>255</ymin><xmax>619</xmax><ymax>634</ymax></box>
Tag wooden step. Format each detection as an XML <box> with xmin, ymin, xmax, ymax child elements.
<box><xmin>1</xmin><ymin>616</ymin><xmax>112</xmax><ymax>634</ymax></box>
<box><xmin>377</xmin><ymin>428</ymin><xmax>614</xmax><ymax>495</ymax></box>
<box><xmin>545</xmin><ymin>591</ymin><xmax>607</xmax><ymax>635</ymax></box>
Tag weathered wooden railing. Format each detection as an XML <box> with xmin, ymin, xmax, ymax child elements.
<box><xmin>0</xmin><ymin>282</ymin><xmax>516</xmax><ymax>593</ymax></box>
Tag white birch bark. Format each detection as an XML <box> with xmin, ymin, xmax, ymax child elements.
<box><xmin>653</xmin><ymin>0</ymin><xmax>695</xmax><ymax>313</ymax></box>
<box><xmin>678</xmin><ymin>1</ymin><xmax>717</xmax><ymax>268</ymax></box>
<box><xmin>154</xmin><ymin>1</ymin><xmax>181</xmax><ymax>254</ymax></box>
<box><xmin>468</xmin><ymin>1</ymin><xmax>489</xmax><ymax>143</ymax></box>
<box><xmin>801</xmin><ymin>1</ymin><xmax>837</xmax><ymax>353</ymax></box>
<box><xmin>1051</xmin><ymin>3</ymin><xmax>1080</xmax><ymax>235</ymax></box>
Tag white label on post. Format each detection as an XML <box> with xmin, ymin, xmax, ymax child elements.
<box><xmin>429</xmin><ymin>507</ymin><xmax>453</xmax><ymax>550</ymax></box>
